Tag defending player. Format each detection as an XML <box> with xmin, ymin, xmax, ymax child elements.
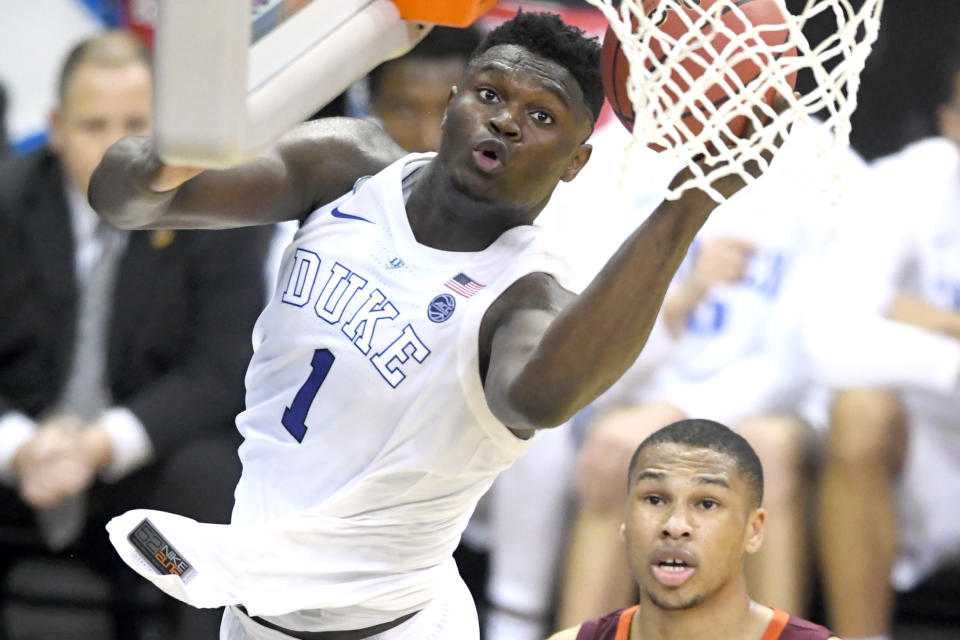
<box><xmin>89</xmin><ymin>12</ymin><xmax>782</xmax><ymax>640</ymax></box>
<box><xmin>548</xmin><ymin>419</ymin><xmax>840</xmax><ymax>640</ymax></box>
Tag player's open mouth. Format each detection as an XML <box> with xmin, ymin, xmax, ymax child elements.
<box><xmin>473</xmin><ymin>139</ymin><xmax>507</xmax><ymax>173</ymax></box>
<box><xmin>650</xmin><ymin>550</ymin><xmax>697</xmax><ymax>587</ymax></box>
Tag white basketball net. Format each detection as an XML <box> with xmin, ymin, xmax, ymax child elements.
<box><xmin>585</xmin><ymin>0</ymin><xmax>884</xmax><ymax>202</ymax></box>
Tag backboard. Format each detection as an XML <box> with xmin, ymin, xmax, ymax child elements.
<box><xmin>154</xmin><ymin>0</ymin><xmax>497</xmax><ymax>168</ymax></box>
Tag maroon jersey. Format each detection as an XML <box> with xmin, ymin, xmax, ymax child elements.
<box><xmin>574</xmin><ymin>606</ymin><xmax>834</xmax><ymax>640</ymax></box>
<box><xmin>575</xmin><ymin>605</ymin><xmax>636</xmax><ymax>640</ymax></box>
<box><xmin>765</xmin><ymin>608</ymin><xmax>835</xmax><ymax>640</ymax></box>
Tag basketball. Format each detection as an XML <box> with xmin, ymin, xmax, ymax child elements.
<box><xmin>601</xmin><ymin>0</ymin><xmax>797</xmax><ymax>148</ymax></box>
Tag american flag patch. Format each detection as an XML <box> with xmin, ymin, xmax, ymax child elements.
<box><xmin>445</xmin><ymin>272</ymin><xmax>486</xmax><ymax>298</ymax></box>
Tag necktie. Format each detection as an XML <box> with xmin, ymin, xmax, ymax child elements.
<box><xmin>36</xmin><ymin>220</ymin><xmax>126</xmax><ymax>551</ymax></box>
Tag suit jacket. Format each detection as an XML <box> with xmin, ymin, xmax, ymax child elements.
<box><xmin>0</xmin><ymin>148</ymin><xmax>271</xmax><ymax>460</ymax></box>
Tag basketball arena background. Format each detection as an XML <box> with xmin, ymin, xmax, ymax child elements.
<box><xmin>1</xmin><ymin>0</ymin><xmax>960</xmax><ymax>162</ymax></box>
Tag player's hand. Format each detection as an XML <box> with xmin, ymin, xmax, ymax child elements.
<box><xmin>707</xmin><ymin>93</ymin><xmax>793</xmax><ymax>198</ymax></box>
<box><xmin>671</xmin><ymin>94</ymin><xmax>793</xmax><ymax>202</ymax></box>
<box><xmin>148</xmin><ymin>164</ymin><xmax>206</xmax><ymax>193</ymax></box>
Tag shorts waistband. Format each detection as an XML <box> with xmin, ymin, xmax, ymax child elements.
<box><xmin>235</xmin><ymin>606</ymin><xmax>420</xmax><ymax>640</ymax></box>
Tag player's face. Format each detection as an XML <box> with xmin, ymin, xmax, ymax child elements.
<box><xmin>372</xmin><ymin>56</ymin><xmax>467</xmax><ymax>153</ymax></box>
<box><xmin>622</xmin><ymin>443</ymin><xmax>764</xmax><ymax>611</ymax></box>
<box><xmin>50</xmin><ymin>61</ymin><xmax>151</xmax><ymax>196</ymax></box>
<box><xmin>438</xmin><ymin>44</ymin><xmax>593</xmax><ymax>214</ymax></box>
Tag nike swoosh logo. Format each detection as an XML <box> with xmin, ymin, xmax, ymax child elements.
<box><xmin>331</xmin><ymin>206</ymin><xmax>373</xmax><ymax>224</ymax></box>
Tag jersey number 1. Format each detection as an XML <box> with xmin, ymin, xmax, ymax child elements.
<box><xmin>282</xmin><ymin>348</ymin><xmax>335</xmax><ymax>442</ymax></box>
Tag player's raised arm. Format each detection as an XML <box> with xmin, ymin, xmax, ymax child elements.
<box><xmin>89</xmin><ymin>117</ymin><xmax>405</xmax><ymax>230</ymax></box>
<box><xmin>482</xmin><ymin>97</ymin><xmax>787</xmax><ymax>434</ymax></box>
<box><xmin>482</xmin><ymin>184</ymin><xmax>717</xmax><ymax>432</ymax></box>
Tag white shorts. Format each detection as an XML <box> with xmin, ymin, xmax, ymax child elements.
<box><xmin>219</xmin><ymin>568</ymin><xmax>479</xmax><ymax>640</ymax></box>
<box><xmin>890</xmin><ymin>391</ymin><xmax>960</xmax><ymax>591</ymax></box>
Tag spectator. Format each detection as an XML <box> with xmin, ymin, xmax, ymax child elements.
<box><xmin>804</xmin><ymin>47</ymin><xmax>960</xmax><ymax>640</ymax></box>
<box><xmin>0</xmin><ymin>31</ymin><xmax>270</xmax><ymax>640</ymax></box>
<box><xmin>367</xmin><ymin>25</ymin><xmax>483</xmax><ymax>153</ymax></box>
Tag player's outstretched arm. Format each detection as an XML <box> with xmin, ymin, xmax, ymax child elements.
<box><xmin>481</xmin><ymin>187</ymin><xmax>717</xmax><ymax>432</ymax></box>
<box><xmin>89</xmin><ymin>117</ymin><xmax>405</xmax><ymax>230</ymax></box>
<box><xmin>482</xmin><ymin>100</ymin><xmax>788</xmax><ymax>433</ymax></box>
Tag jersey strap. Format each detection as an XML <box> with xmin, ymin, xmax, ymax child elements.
<box><xmin>761</xmin><ymin>608</ymin><xmax>790</xmax><ymax>640</ymax></box>
<box><xmin>614</xmin><ymin>605</ymin><xmax>638</xmax><ymax>640</ymax></box>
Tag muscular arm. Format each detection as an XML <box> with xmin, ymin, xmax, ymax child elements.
<box><xmin>88</xmin><ymin>117</ymin><xmax>405</xmax><ymax>230</ymax></box>
<box><xmin>481</xmin><ymin>91</ymin><xmax>788</xmax><ymax>433</ymax></box>
<box><xmin>481</xmin><ymin>189</ymin><xmax>715</xmax><ymax>432</ymax></box>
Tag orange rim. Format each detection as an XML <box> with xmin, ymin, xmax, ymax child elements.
<box><xmin>390</xmin><ymin>0</ymin><xmax>500</xmax><ymax>27</ymax></box>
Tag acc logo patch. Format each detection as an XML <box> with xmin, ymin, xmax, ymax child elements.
<box><xmin>428</xmin><ymin>293</ymin><xmax>456</xmax><ymax>323</ymax></box>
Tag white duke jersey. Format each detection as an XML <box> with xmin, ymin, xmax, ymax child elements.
<box><xmin>105</xmin><ymin>153</ymin><xmax>573</xmax><ymax>630</ymax></box>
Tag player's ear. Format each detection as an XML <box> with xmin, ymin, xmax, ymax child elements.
<box><xmin>560</xmin><ymin>143</ymin><xmax>592</xmax><ymax>182</ymax></box>
<box><xmin>619</xmin><ymin>521</ymin><xmax>626</xmax><ymax>541</ymax></box>
<box><xmin>743</xmin><ymin>507</ymin><xmax>766</xmax><ymax>554</ymax></box>
<box><xmin>441</xmin><ymin>86</ymin><xmax>458</xmax><ymax>129</ymax></box>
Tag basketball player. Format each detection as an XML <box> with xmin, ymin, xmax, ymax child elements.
<box><xmin>89</xmin><ymin>12</ymin><xmax>783</xmax><ymax>640</ymax></box>
<box><xmin>803</xmin><ymin>47</ymin><xmax>960</xmax><ymax>640</ymax></box>
<box><xmin>548</xmin><ymin>419</ymin><xmax>839</xmax><ymax>640</ymax></box>
<box><xmin>369</xmin><ymin>21</ymin><xmax>577</xmax><ymax>640</ymax></box>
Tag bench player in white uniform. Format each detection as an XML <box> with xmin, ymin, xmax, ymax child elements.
<box><xmin>555</xmin><ymin>121</ymin><xmax>866</xmax><ymax>627</ymax></box>
<box><xmin>88</xmin><ymin>13</ymin><xmax>783</xmax><ymax>640</ymax></box>
<box><xmin>804</xmin><ymin>58</ymin><xmax>960</xmax><ymax>640</ymax></box>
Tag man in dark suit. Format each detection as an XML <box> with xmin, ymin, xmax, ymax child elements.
<box><xmin>0</xmin><ymin>32</ymin><xmax>270</xmax><ymax>639</ymax></box>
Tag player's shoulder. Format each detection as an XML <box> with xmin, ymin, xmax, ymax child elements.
<box><xmin>782</xmin><ymin>613</ymin><xmax>839</xmax><ymax>640</ymax></box>
<box><xmin>278</xmin><ymin>117</ymin><xmax>406</xmax><ymax>211</ymax></box>
<box><xmin>546</xmin><ymin>625</ymin><xmax>581</xmax><ymax>640</ymax></box>
<box><xmin>284</xmin><ymin>117</ymin><xmax>404</xmax><ymax>168</ymax></box>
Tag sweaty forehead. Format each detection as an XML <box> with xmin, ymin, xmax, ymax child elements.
<box><xmin>467</xmin><ymin>44</ymin><xmax>583</xmax><ymax>102</ymax></box>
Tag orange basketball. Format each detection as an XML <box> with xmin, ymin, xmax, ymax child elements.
<box><xmin>601</xmin><ymin>0</ymin><xmax>797</xmax><ymax>148</ymax></box>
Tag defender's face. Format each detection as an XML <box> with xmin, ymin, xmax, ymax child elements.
<box><xmin>438</xmin><ymin>44</ymin><xmax>593</xmax><ymax>213</ymax></box>
<box><xmin>50</xmin><ymin>61</ymin><xmax>151</xmax><ymax>196</ymax></box>
<box><xmin>623</xmin><ymin>443</ymin><xmax>764</xmax><ymax>611</ymax></box>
